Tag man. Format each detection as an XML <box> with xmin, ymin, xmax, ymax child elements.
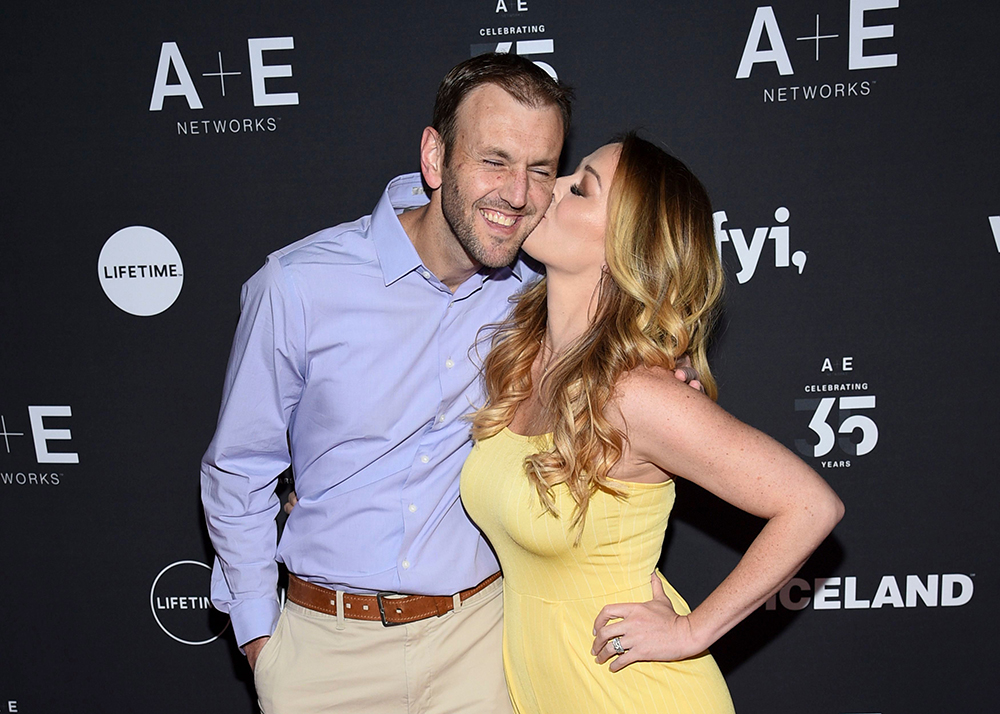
<box><xmin>201</xmin><ymin>53</ymin><xmax>571</xmax><ymax>713</ymax></box>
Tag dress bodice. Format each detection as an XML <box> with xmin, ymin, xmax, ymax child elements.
<box><xmin>461</xmin><ymin>428</ymin><xmax>675</xmax><ymax>601</ymax></box>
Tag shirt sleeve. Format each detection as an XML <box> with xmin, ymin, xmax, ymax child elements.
<box><xmin>200</xmin><ymin>254</ymin><xmax>306</xmax><ymax>648</ymax></box>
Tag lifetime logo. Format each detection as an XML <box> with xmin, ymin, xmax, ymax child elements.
<box><xmin>713</xmin><ymin>207</ymin><xmax>806</xmax><ymax>284</ymax></box>
<box><xmin>765</xmin><ymin>573</ymin><xmax>975</xmax><ymax>611</ymax></box>
<box><xmin>154</xmin><ymin>595</ymin><xmax>212</xmax><ymax>610</ymax></box>
<box><xmin>0</xmin><ymin>407</ymin><xmax>78</xmax><ymax>464</ymax></box>
<box><xmin>102</xmin><ymin>264</ymin><xmax>180</xmax><ymax>279</ymax></box>
<box><xmin>150</xmin><ymin>561</ymin><xmax>230</xmax><ymax>646</ymax></box>
<box><xmin>149</xmin><ymin>37</ymin><xmax>299</xmax><ymax>111</ymax></box>
<box><xmin>98</xmin><ymin>227</ymin><xmax>184</xmax><ymax>316</ymax></box>
<box><xmin>736</xmin><ymin>1</ymin><xmax>899</xmax><ymax>79</ymax></box>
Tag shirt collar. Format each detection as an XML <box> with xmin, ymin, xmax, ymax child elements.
<box><xmin>371</xmin><ymin>172</ymin><xmax>528</xmax><ymax>287</ymax></box>
<box><xmin>371</xmin><ymin>173</ymin><xmax>430</xmax><ymax>286</ymax></box>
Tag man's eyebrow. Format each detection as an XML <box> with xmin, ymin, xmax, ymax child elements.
<box><xmin>584</xmin><ymin>164</ymin><xmax>602</xmax><ymax>189</ymax></box>
<box><xmin>483</xmin><ymin>147</ymin><xmax>513</xmax><ymax>162</ymax></box>
<box><xmin>483</xmin><ymin>146</ymin><xmax>557</xmax><ymax>171</ymax></box>
<box><xmin>529</xmin><ymin>159</ymin><xmax>558</xmax><ymax>172</ymax></box>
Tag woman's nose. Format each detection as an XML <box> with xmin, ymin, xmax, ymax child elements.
<box><xmin>552</xmin><ymin>175</ymin><xmax>572</xmax><ymax>202</ymax></box>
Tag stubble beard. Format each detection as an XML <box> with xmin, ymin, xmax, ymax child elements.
<box><xmin>440</xmin><ymin>169</ymin><xmax>533</xmax><ymax>270</ymax></box>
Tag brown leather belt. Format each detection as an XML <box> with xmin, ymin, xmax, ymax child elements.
<box><xmin>287</xmin><ymin>572</ymin><xmax>501</xmax><ymax>626</ymax></box>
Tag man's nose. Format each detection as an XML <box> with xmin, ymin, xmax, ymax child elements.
<box><xmin>499</xmin><ymin>168</ymin><xmax>529</xmax><ymax>210</ymax></box>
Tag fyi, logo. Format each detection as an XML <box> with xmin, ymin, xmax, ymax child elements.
<box><xmin>149</xmin><ymin>37</ymin><xmax>299</xmax><ymax>111</ymax></box>
<box><xmin>713</xmin><ymin>207</ymin><xmax>806</xmax><ymax>284</ymax></box>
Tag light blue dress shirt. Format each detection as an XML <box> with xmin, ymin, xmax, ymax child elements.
<box><xmin>201</xmin><ymin>173</ymin><xmax>539</xmax><ymax>646</ymax></box>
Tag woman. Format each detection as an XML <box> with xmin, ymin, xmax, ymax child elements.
<box><xmin>460</xmin><ymin>133</ymin><xmax>844</xmax><ymax>713</ymax></box>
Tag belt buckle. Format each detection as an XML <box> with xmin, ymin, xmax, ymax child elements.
<box><xmin>375</xmin><ymin>592</ymin><xmax>404</xmax><ymax>627</ymax></box>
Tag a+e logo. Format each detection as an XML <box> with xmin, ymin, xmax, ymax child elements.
<box><xmin>736</xmin><ymin>1</ymin><xmax>899</xmax><ymax>79</ymax></box>
<box><xmin>150</xmin><ymin>37</ymin><xmax>299</xmax><ymax>111</ymax></box>
<box><xmin>1</xmin><ymin>407</ymin><xmax>79</xmax><ymax>464</ymax></box>
<box><xmin>495</xmin><ymin>0</ymin><xmax>528</xmax><ymax>11</ymax></box>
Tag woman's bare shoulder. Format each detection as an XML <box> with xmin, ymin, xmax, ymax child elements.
<box><xmin>611</xmin><ymin>364</ymin><xmax>733</xmax><ymax>460</ymax></box>
<box><xmin>614</xmin><ymin>365</ymin><xmax>712</xmax><ymax>417</ymax></box>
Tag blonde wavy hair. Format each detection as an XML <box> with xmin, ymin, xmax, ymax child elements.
<box><xmin>471</xmin><ymin>132</ymin><xmax>724</xmax><ymax>537</ymax></box>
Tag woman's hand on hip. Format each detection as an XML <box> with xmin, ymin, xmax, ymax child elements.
<box><xmin>591</xmin><ymin>573</ymin><xmax>704</xmax><ymax>672</ymax></box>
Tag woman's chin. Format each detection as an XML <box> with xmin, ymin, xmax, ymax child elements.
<box><xmin>520</xmin><ymin>235</ymin><xmax>548</xmax><ymax>266</ymax></box>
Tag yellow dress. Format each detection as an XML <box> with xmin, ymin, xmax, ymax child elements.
<box><xmin>461</xmin><ymin>428</ymin><xmax>735</xmax><ymax>714</ymax></box>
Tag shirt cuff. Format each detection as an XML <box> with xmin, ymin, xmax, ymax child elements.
<box><xmin>229</xmin><ymin>597</ymin><xmax>282</xmax><ymax>652</ymax></box>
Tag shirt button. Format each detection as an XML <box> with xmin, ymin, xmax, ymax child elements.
<box><xmin>408</xmin><ymin>503</ymin><xmax>417</xmax><ymax>513</ymax></box>
<box><xmin>438</xmin><ymin>415</ymin><xmax>446</xmax><ymax>423</ymax></box>
<box><xmin>445</xmin><ymin>359</ymin><xmax>455</xmax><ymax>369</ymax></box>
<box><xmin>420</xmin><ymin>270</ymin><xmax>431</xmax><ymax>280</ymax></box>
<box><xmin>420</xmin><ymin>455</ymin><xmax>429</xmax><ymax>463</ymax></box>
<box><xmin>402</xmin><ymin>560</ymin><xmax>410</xmax><ymax>569</ymax></box>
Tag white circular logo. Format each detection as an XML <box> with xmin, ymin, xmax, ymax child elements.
<box><xmin>98</xmin><ymin>226</ymin><xmax>184</xmax><ymax>316</ymax></box>
<box><xmin>150</xmin><ymin>560</ymin><xmax>230</xmax><ymax>645</ymax></box>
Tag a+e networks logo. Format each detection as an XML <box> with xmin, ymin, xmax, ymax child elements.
<box><xmin>735</xmin><ymin>1</ymin><xmax>899</xmax><ymax>104</ymax></box>
<box><xmin>473</xmin><ymin>0</ymin><xmax>558</xmax><ymax>80</ymax></box>
<box><xmin>1</xmin><ymin>405</ymin><xmax>78</xmax><ymax>487</ymax></box>
<box><xmin>149</xmin><ymin>37</ymin><xmax>298</xmax><ymax>137</ymax></box>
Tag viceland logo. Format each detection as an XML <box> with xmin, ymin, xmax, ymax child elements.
<box><xmin>765</xmin><ymin>573</ymin><xmax>975</xmax><ymax>611</ymax></box>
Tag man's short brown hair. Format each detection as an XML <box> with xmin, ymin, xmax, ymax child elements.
<box><xmin>432</xmin><ymin>53</ymin><xmax>573</xmax><ymax>161</ymax></box>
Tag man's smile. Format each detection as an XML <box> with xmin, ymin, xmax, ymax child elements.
<box><xmin>480</xmin><ymin>208</ymin><xmax>520</xmax><ymax>229</ymax></box>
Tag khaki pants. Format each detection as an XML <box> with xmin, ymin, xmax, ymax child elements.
<box><xmin>253</xmin><ymin>577</ymin><xmax>512</xmax><ymax>714</ymax></box>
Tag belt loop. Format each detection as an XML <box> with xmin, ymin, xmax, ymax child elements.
<box><xmin>335</xmin><ymin>590</ymin><xmax>346</xmax><ymax>630</ymax></box>
<box><xmin>452</xmin><ymin>592</ymin><xmax>463</xmax><ymax>614</ymax></box>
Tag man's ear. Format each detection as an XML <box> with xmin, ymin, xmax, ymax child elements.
<box><xmin>420</xmin><ymin>126</ymin><xmax>445</xmax><ymax>190</ymax></box>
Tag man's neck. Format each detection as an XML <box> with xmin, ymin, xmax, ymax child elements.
<box><xmin>398</xmin><ymin>203</ymin><xmax>482</xmax><ymax>293</ymax></box>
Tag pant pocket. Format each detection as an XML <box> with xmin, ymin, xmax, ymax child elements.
<box><xmin>253</xmin><ymin>611</ymin><xmax>286</xmax><ymax>707</ymax></box>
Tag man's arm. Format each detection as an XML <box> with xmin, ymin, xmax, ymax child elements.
<box><xmin>200</xmin><ymin>255</ymin><xmax>306</xmax><ymax>654</ymax></box>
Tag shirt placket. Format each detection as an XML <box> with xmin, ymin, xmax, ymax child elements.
<box><xmin>395</xmin><ymin>267</ymin><xmax>473</xmax><ymax>587</ymax></box>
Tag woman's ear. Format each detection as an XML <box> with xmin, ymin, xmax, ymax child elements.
<box><xmin>420</xmin><ymin>126</ymin><xmax>444</xmax><ymax>190</ymax></box>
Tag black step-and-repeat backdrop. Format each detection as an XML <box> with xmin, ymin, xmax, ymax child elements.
<box><xmin>4</xmin><ymin>1</ymin><xmax>997</xmax><ymax>712</ymax></box>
